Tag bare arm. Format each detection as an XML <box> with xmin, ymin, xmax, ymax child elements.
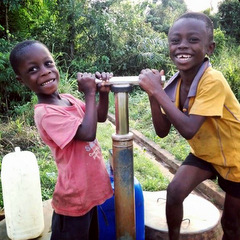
<box><xmin>97</xmin><ymin>92</ymin><xmax>109</xmax><ymax>122</ymax></box>
<box><xmin>95</xmin><ymin>72</ymin><xmax>112</xmax><ymax>122</ymax></box>
<box><xmin>149</xmin><ymin>95</ymin><xmax>171</xmax><ymax>138</ymax></box>
<box><xmin>139</xmin><ymin>69</ymin><xmax>206</xmax><ymax>140</ymax></box>
<box><xmin>153</xmin><ymin>91</ymin><xmax>206</xmax><ymax>139</ymax></box>
<box><xmin>74</xmin><ymin>73</ymin><xmax>97</xmax><ymax>141</ymax></box>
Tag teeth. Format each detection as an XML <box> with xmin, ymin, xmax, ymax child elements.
<box><xmin>176</xmin><ymin>54</ymin><xmax>191</xmax><ymax>59</ymax></box>
<box><xmin>41</xmin><ymin>79</ymin><xmax>54</xmax><ymax>86</ymax></box>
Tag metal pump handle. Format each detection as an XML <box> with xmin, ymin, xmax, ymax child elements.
<box><xmin>95</xmin><ymin>76</ymin><xmax>139</xmax><ymax>86</ymax></box>
<box><xmin>95</xmin><ymin>75</ymin><xmax>166</xmax><ymax>86</ymax></box>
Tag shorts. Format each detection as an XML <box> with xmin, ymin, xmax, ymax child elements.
<box><xmin>182</xmin><ymin>153</ymin><xmax>240</xmax><ymax>198</ymax></box>
<box><xmin>50</xmin><ymin>206</ymin><xmax>98</xmax><ymax>240</ymax></box>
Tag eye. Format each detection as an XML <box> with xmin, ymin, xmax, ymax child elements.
<box><xmin>189</xmin><ymin>37</ymin><xmax>199</xmax><ymax>43</ymax></box>
<box><xmin>170</xmin><ymin>38</ymin><xmax>180</xmax><ymax>44</ymax></box>
<box><xmin>45</xmin><ymin>60</ymin><xmax>55</xmax><ymax>67</ymax></box>
<box><xmin>28</xmin><ymin>66</ymin><xmax>38</xmax><ymax>73</ymax></box>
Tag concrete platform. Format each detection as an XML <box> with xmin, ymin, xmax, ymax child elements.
<box><xmin>0</xmin><ymin>193</ymin><xmax>224</xmax><ymax>240</ymax></box>
<box><xmin>144</xmin><ymin>191</ymin><xmax>223</xmax><ymax>240</ymax></box>
<box><xmin>0</xmin><ymin>199</ymin><xmax>53</xmax><ymax>240</ymax></box>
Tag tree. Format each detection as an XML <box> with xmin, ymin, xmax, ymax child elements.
<box><xmin>103</xmin><ymin>0</ymin><xmax>171</xmax><ymax>75</ymax></box>
<box><xmin>0</xmin><ymin>0</ymin><xmax>23</xmax><ymax>41</ymax></box>
<box><xmin>146</xmin><ymin>0</ymin><xmax>187</xmax><ymax>34</ymax></box>
<box><xmin>217</xmin><ymin>0</ymin><xmax>240</xmax><ymax>43</ymax></box>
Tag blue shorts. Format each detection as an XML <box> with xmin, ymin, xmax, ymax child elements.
<box><xmin>182</xmin><ymin>153</ymin><xmax>240</xmax><ymax>198</ymax></box>
<box><xmin>50</xmin><ymin>206</ymin><xmax>98</xmax><ymax>240</ymax></box>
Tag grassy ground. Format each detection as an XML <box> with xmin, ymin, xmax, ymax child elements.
<box><xmin>110</xmin><ymin>89</ymin><xmax>190</xmax><ymax>161</ymax></box>
<box><xmin>97</xmin><ymin>121</ymin><xmax>169</xmax><ymax>192</ymax></box>
<box><xmin>0</xmin><ymin>117</ymin><xmax>170</xmax><ymax>209</ymax></box>
<box><xmin>0</xmin><ymin>87</ymin><xmax>188</xmax><ymax>209</ymax></box>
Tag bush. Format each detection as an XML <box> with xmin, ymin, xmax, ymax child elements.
<box><xmin>0</xmin><ymin>39</ymin><xmax>33</xmax><ymax>116</ymax></box>
<box><xmin>0</xmin><ymin>119</ymin><xmax>49</xmax><ymax>208</ymax></box>
<box><xmin>213</xmin><ymin>28</ymin><xmax>227</xmax><ymax>57</ymax></box>
<box><xmin>213</xmin><ymin>43</ymin><xmax>240</xmax><ymax>102</ymax></box>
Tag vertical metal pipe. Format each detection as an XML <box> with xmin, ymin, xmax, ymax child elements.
<box><xmin>115</xmin><ymin>91</ymin><xmax>129</xmax><ymax>134</ymax></box>
<box><xmin>111</xmin><ymin>85</ymin><xmax>136</xmax><ymax>240</ymax></box>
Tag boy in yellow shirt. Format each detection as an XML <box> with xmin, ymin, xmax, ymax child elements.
<box><xmin>139</xmin><ymin>12</ymin><xmax>240</xmax><ymax>240</ymax></box>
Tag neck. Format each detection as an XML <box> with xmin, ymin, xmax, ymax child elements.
<box><xmin>37</xmin><ymin>91</ymin><xmax>61</xmax><ymax>104</ymax></box>
<box><xmin>180</xmin><ymin>71</ymin><xmax>197</xmax><ymax>86</ymax></box>
<box><xmin>179</xmin><ymin>65</ymin><xmax>203</xmax><ymax>86</ymax></box>
<box><xmin>180</xmin><ymin>58</ymin><xmax>209</xmax><ymax>86</ymax></box>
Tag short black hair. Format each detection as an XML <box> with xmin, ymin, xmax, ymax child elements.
<box><xmin>9</xmin><ymin>40</ymin><xmax>46</xmax><ymax>74</ymax></box>
<box><xmin>173</xmin><ymin>12</ymin><xmax>214</xmax><ymax>42</ymax></box>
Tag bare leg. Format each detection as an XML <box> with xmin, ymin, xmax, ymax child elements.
<box><xmin>166</xmin><ymin>165</ymin><xmax>214</xmax><ymax>240</ymax></box>
<box><xmin>221</xmin><ymin>193</ymin><xmax>240</xmax><ymax>240</ymax></box>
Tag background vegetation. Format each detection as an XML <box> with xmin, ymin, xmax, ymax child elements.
<box><xmin>1</xmin><ymin>0</ymin><xmax>240</xmax><ymax>115</ymax></box>
<box><xmin>1</xmin><ymin>0</ymin><xmax>240</xmax><ymax>209</ymax></box>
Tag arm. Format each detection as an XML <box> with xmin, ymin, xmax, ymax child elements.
<box><xmin>95</xmin><ymin>71</ymin><xmax>112</xmax><ymax>122</ymax></box>
<box><xmin>74</xmin><ymin>73</ymin><xmax>97</xmax><ymax>141</ymax></box>
<box><xmin>139</xmin><ymin>69</ymin><xmax>206</xmax><ymax>140</ymax></box>
<box><xmin>97</xmin><ymin>91</ymin><xmax>109</xmax><ymax>122</ymax></box>
<box><xmin>147</xmin><ymin>69</ymin><xmax>171</xmax><ymax>137</ymax></box>
<box><xmin>149</xmin><ymin>95</ymin><xmax>171</xmax><ymax>138</ymax></box>
<box><xmin>153</xmin><ymin>91</ymin><xmax>205</xmax><ymax>139</ymax></box>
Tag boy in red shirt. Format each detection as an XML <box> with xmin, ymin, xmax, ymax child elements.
<box><xmin>10</xmin><ymin>40</ymin><xmax>113</xmax><ymax>240</ymax></box>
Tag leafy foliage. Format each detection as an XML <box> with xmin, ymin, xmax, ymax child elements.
<box><xmin>0</xmin><ymin>0</ymin><xmax>180</xmax><ymax>115</ymax></box>
<box><xmin>218</xmin><ymin>0</ymin><xmax>240</xmax><ymax>43</ymax></box>
<box><xmin>0</xmin><ymin>39</ymin><xmax>33</xmax><ymax>115</ymax></box>
<box><xmin>134</xmin><ymin>147</ymin><xmax>170</xmax><ymax>191</ymax></box>
<box><xmin>1</xmin><ymin>0</ymin><xmax>239</xmax><ymax>115</ymax></box>
<box><xmin>212</xmin><ymin>28</ymin><xmax>227</xmax><ymax>57</ymax></box>
<box><xmin>1</xmin><ymin>0</ymin><xmax>240</xmax><ymax>209</ymax></box>
<box><xmin>146</xmin><ymin>0</ymin><xmax>187</xmax><ymax>34</ymax></box>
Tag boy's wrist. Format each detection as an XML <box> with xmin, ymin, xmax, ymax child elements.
<box><xmin>99</xmin><ymin>91</ymin><xmax>109</xmax><ymax>97</ymax></box>
<box><xmin>84</xmin><ymin>91</ymin><xmax>96</xmax><ymax>97</ymax></box>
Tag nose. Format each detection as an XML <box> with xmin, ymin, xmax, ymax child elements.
<box><xmin>40</xmin><ymin>66</ymin><xmax>51</xmax><ymax>76</ymax></box>
<box><xmin>178</xmin><ymin>39</ymin><xmax>189</xmax><ymax>49</ymax></box>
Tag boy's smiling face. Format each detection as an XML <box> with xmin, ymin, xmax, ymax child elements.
<box><xmin>16</xmin><ymin>43</ymin><xmax>60</xmax><ymax>96</ymax></box>
<box><xmin>168</xmin><ymin>18</ymin><xmax>215</xmax><ymax>73</ymax></box>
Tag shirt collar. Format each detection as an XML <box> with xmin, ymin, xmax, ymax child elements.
<box><xmin>164</xmin><ymin>58</ymin><xmax>211</xmax><ymax>102</ymax></box>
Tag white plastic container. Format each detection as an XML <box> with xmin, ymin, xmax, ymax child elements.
<box><xmin>1</xmin><ymin>147</ymin><xmax>44</xmax><ymax>240</ymax></box>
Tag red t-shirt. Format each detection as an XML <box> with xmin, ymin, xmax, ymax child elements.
<box><xmin>34</xmin><ymin>94</ymin><xmax>113</xmax><ymax>216</ymax></box>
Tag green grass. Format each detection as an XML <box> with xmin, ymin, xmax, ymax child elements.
<box><xmin>133</xmin><ymin>148</ymin><xmax>169</xmax><ymax>191</ymax></box>
<box><xmin>0</xmin><ymin>118</ymin><xmax>170</xmax><ymax>209</ymax></box>
<box><xmin>0</xmin><ymin>82</ymin><xmax>186</xmax><ymax>209</ymax></box>
<box><xmin>97</xmin><ymin>121</ymin><xmax>169</xmax><ymax>191</ymax></box>
<box><xmin>124</xmin><ymin>88</ymin><xmax>189</xmax><ymax>161</ymax></box>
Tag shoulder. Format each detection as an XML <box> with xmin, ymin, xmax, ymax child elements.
<box><xmin>60</xmin><ymin>93</ymin><xmax>75</xmax><ymax>99</ymax></box>
<box><xmin>34</xmin><ymin>104</ymin><xmax>48</xmax><ymax>116</ymax></box>
<box><xmin>203</xmin><ymin>67</ymin><xmax>225</xmax><ymax>82</ymax></box>
<box><xmin>34</xmin><ymin>104</ymin><xmax>56</xmax><ymax>125</ymax></box>
<box><xmin>34</xmin><ymin>102</ymin><xmax>58</xmax><ymax>114</ymax></box>
<box><xmin>60</xmin><ymin>93</ymin><xmax>85</xmax><ymax>107</ymax></box>
<box><xmin>199</xmin><ymin>67</ymin><xmax>227</xmax><ymax>90</ymax></box>
<box><xmin>34</xmin><ymin>101</ymin><xmax>66</xmax><ymax>121</ymax></box>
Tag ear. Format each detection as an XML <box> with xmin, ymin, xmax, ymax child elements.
<box><xmin>206</xmin><ymin>41</ymin><xmax>216</xmax><ymax>56</ymax></box>
<box><xmin>16</xmin><ymin>75</ymin><xmax>24</xmax><ymax>85</ymax></box>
